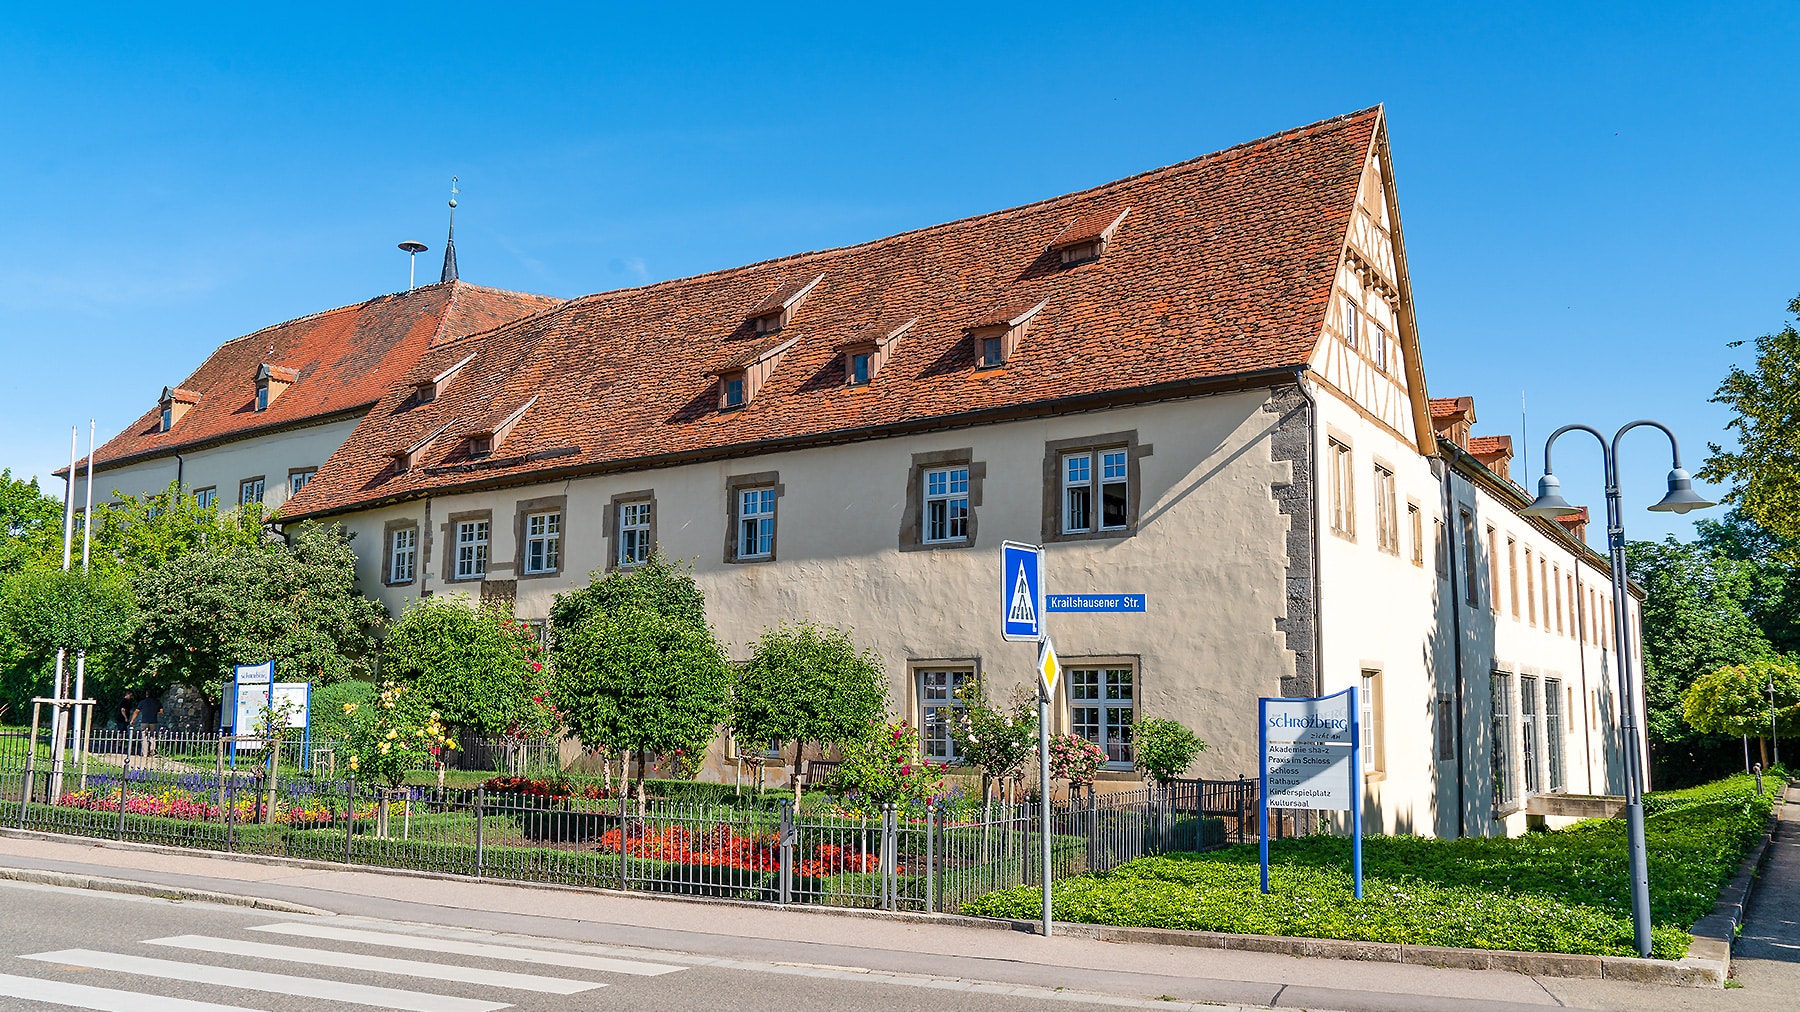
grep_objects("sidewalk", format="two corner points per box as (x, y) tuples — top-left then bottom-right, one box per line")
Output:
(0, 817), (1788, 1012)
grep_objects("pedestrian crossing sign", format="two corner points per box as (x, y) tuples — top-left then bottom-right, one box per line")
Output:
(1001, 541), (1043, 641)
(1037, 636), (1061, 695)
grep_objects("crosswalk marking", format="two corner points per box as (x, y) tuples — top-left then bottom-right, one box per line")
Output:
(0, 973), (265, 1012)
(249, 921), (686, 977)
(21, 950), (509, 1012)
(147, 935), (605, 994)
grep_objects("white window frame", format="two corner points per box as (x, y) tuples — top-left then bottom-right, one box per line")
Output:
(1373, 323), (1389, 371)
(1061, 448), (1128, 535)
(239, 477), (264, 506)
(1344, 298), (1359, 349)
(923, 465), (970, 544)
(917, 668), (973, 763)
(738, 487), (776, 560)
(289, 470), (316, 496)
(255, 383), (269, 412)
(455, 519), (490, 580)
(1361, 671), (1383, 775)
(1068, 665), (1135, 769)
(160, 406), (172, 432)
(1374, 464), (1397, 553)
(194, 487), (216, 511)
(618, 500), (653, 567)
(523, 511), (561, 575)
(389, 527), (417, 584)
(1329, 439), (1354, 537)
(722, 375), (746, 408)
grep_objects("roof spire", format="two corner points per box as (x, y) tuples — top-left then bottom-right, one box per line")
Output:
(439, 176), (460, 284)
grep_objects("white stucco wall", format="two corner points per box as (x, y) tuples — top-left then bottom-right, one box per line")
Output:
(72, 417), (360, 515)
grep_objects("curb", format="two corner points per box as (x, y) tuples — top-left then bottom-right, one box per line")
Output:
(0, 866), (334, 916)
(1680, 783), (1789, 986)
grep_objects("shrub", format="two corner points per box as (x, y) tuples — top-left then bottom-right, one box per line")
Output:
(1050, 733), (1107, 792)
(1134, 717), (1205, 785)
(950, 682), (1037, 802)
(382, 600), (554, 739)
(824, 720), (945, 816)
(339, 681), (457, 787)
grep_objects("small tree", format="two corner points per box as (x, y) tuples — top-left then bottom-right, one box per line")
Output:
(1049, 733), (1108, 795)
(549, 554), (706, 633)
(382, 599), (553, 742)
(824, 720), (945, 817)
(731, 620), (887, 796)
(0, 567), (138, 657)
(340, 681), (457, 789)
(1683, 657), (1800, 766)
(1134, 717), (1206, 787)
(550, 607), (731, 795)
(950, 681), (1037, 805)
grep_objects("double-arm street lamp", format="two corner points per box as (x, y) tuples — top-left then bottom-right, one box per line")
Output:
(1520, 420), (1714, 959)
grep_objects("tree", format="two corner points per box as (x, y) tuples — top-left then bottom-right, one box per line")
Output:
(0, 470), (64, 576)
(949, 681), (1037, 804)
(1681, 658), (1800, 766)
(1694, 510), (1800, 654)
(381, 599), (554, 739)
(730, 621), (887, 792)
(0, 567), (138, 656)
(1133, 717), (1206, 786)
(86, 480), (265, 574)
(549, 607), (731, 791)
(549, 555), (706, 633)
(131, 522), (387, 699)
(1703, 291), (1800, 553)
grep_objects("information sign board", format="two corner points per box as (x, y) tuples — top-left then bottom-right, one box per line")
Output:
(1259, 686), (1363, 898)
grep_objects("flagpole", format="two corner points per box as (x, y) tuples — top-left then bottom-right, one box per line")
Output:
(73, 420), (95, 765)
(50, 426), (76, 797)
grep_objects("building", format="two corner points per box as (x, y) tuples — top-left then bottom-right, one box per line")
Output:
(81, 107), (1646, 838)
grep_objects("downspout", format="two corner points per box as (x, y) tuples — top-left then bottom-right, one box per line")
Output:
(420, 496), (433, 599)
(1439, 452), (1467, 838)
(174, 453), (184, 493)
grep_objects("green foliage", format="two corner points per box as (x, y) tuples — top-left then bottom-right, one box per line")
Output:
(731, 620), (886, 777)
(949, 681), (1037, 797)
(87, 480), (265, 574)
(339, 680), (457, 787)
(311, 679), (375, 744)
(549, 554), (707, 634)
(966, 773), (1778, 960)
(0, 469), (64, 576)
(382, 599), (553, 738)
(1133, 717), (1205, 785)
(131, 521), (387, 699)
(550, 607), (731, 772)
(824, 720), (946, 815)
(1682, 658), (1800, 739)
(1703, 292), (1800, 555)
(0, 566), (138, 653)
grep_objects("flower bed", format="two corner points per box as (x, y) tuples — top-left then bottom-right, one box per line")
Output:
(56, 786), (373, 826)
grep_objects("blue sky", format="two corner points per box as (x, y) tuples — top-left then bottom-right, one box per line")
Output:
(3, 3), (1795, 543)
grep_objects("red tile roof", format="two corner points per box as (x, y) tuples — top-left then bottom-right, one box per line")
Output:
(77, 282), (562, 474)
(1429, 396), (1473, 420)
(1050, 207), (1129, 249)
(284, 108), (1385, 519)
(1468, 435), (1512, 458)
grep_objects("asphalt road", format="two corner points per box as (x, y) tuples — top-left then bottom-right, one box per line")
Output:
(0, 881), (1265, 1012)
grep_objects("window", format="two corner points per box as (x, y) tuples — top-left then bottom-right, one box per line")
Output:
(1344, 298), (1360, 349)
(1525, 548), (1536, 626)
(194, 487), (216, 511)
(523, 511), (561, 575)
(1492, 673), (1515, 808)
(849, 352), (872, 385)
(1061, 449), (1127, 535)
(918, 669), (972, 762)
(722, 375), (746, 408)
(239, 477), (264, 505)
(289, 470), (316, 496)
(1540, 557), (1551, 631)
(1409, 502), (1424, 566)
(1507, 537), (1520, 619)
(1329, 439), (1354, 537)
(1373, 324), (1389, 372)
(1588, 588), (1597, 644)
(738, 487), (776, 560)
(1361, 671), (1383, 775)
(1554, 566), (1565, 634)
(1374, 465), (1398, 554)
(160, 406), (172, 432)
(1487, 526), (1501, 614)
(1545, 678), (1565, 791)
(1436, 692), (1456, 762)
(618, 501), (653, 567)
(1435, 517), (1449, 579)
(455, 519), (490, 580)
(1460, 509), (1479, 606)
(1069, 666), (1135, 767)
(389, 527), (417, 584)
(980, 336), (1004, 368)
(923, 466), (970, 544)
(255, 384), (269, 412)
(1521, 676), (1540, 794)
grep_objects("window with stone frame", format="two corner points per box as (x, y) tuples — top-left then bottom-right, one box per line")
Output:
(523, 511), (561, 575)
(917, 668), (973, 763)
(1061, 448), (1128, 534)
(1329, 439), (1354, 538)
(618, 500), (653, 567)
(455, 519), (490, 580)
(1545, 677), (1566, 791)
(239, 476), (264, 506)
(923, 465), (970, 544)
(1067, 665), (1135, 768)
(194, 487), (216, 511)
(1492, 672), (1516, 809)
(388, 527), (417, 584)
(1373, 464), (1398, 553)
(738, 487), (776, 560)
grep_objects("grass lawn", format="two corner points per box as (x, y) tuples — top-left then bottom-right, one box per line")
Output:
(963, 772), (1781, 959)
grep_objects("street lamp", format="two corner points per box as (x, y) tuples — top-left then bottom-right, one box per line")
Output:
(1520, 420), (1715, 958)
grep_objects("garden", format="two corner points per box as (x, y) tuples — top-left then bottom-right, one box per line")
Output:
(964, 770), (1782, 959)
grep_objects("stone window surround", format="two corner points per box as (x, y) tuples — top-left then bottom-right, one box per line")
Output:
(898, 449), (985, 552)
(1326, 428), (1355, 541)
(907, 658), (982, 764)
(382, 517), (420, 587)
(239, 475), (266, 506)
(602, 489), (659, 572)
(512, 494), (567, 581)
(1040, 430), (1152, 544)
(1062, 654), (1141, 771)
(724, 471), (783, 564)
(288, 466), (318, 495)
(442, 508), (495, 584)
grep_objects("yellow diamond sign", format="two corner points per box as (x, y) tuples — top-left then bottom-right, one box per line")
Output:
(1037, 636), (1060, 696)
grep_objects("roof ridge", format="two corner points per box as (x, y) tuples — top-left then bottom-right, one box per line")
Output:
(530, 107), (1385, 314)
(428, 281), (464, 347)
(425, 294), (584, 354)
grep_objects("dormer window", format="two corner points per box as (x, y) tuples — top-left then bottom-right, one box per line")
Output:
(467, 396), (535, 456)
(157, 387), (200, 432)
(709, 336), (798, 411)
(837, 317), (915, 388)
(253, 364), (297, 412)
(746, 274), (824, 334)
(469, 434), (493, 456)
(722, 374), (747, 408)
(414, 352), (476, 405)
(391, 421), (452, 474)
(1049, 208), (1129, 265)
(968, 298), (1048, 370)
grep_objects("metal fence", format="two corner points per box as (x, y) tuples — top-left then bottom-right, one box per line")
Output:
(0, 729), (1254, 914)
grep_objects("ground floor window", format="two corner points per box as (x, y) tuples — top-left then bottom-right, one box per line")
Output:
(1521, 676), (1540, 794)
(1492, 672), (1515, 809)
(1068, 665), (1134, 767)
(1545, 678), (1565, 791)
(917, 669), (973, 763)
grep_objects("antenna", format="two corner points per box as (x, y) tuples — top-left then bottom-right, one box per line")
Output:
(1520, 390), (1528, 486)
(398, 241), (429, 291)
(440, 175), (460, 284)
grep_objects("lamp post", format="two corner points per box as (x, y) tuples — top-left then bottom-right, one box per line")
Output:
(1520, 419), (1714, 958)
(1769, 670), (1780, 768)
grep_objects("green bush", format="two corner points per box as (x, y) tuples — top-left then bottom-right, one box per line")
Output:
(1133, 717), (1205, 785)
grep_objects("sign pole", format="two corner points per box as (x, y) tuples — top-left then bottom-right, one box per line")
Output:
(1039, 678), (1052, 938)
(1350, 685), (1363, 900)
(1259, 697), (1270, 894)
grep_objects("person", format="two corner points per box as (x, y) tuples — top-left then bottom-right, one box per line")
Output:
(130, 690), (161, 758)
(116, 692), (136, 753)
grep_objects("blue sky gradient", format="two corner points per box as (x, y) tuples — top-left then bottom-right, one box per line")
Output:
(3, 3), (1795, 543)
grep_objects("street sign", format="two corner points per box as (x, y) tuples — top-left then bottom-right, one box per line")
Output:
(1000, 541), (1043, 642)
(1046, 594), (1146, 613)
(1037, 636), (1061, 696)
(1259, 686), (1363, 898)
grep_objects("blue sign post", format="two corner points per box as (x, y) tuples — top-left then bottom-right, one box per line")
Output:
(1000, 541), (1043, 642)
(1258, 686), (1363, 899)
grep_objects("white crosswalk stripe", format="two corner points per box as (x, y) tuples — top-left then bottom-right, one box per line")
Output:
(248, 920), (686, 976)
(0, 973), (266, 1012)
(147, 934), (605, 994)
(20, 949), (510, 1012)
